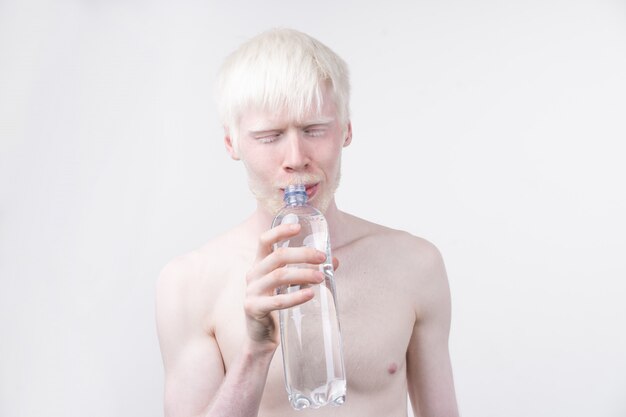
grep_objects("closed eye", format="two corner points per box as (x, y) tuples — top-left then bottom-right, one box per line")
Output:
(304, 126), (328, 137)
(255, 132), (282, 144)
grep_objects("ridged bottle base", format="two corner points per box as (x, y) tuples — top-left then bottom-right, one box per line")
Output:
(288, 379), (346, 410)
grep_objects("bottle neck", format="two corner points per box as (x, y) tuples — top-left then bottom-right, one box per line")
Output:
(285, 193), (307, 206)
(283, 184), (308, 207)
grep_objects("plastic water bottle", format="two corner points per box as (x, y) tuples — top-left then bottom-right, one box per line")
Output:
(271, 183), (346, 410)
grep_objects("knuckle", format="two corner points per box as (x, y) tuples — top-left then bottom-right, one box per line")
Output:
(245, 270), (255, 284)
(244, 283), (255, 297)
(271, 297), (284, 310)
(259, 232), (271, 247)
(274, 247), (288, 259)
(243, 298), (255, 315)
(276, 267), (289, 284)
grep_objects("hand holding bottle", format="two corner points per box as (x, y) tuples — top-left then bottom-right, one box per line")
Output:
(243, 222), (328, 351)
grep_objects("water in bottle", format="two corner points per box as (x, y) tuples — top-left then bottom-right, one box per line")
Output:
(272, 183), (346, 410)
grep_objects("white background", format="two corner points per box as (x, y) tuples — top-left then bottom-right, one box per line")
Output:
(1, 1), (625, 416)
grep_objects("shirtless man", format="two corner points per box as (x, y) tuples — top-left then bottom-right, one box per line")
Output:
(156, 28), (460, 417)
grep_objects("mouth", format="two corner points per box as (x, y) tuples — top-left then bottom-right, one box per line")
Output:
(279, 183), (320, 199)
(305, 183), (319, 199)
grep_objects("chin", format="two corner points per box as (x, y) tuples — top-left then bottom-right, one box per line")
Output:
(310, 194), (333, 213)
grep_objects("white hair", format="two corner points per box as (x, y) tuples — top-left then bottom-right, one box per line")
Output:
(216, 28), (351, 149)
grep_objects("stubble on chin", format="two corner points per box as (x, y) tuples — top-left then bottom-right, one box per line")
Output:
(246, 180), (283, 216)
(247, 169), (342, 217)
(315, 169), (341, 214)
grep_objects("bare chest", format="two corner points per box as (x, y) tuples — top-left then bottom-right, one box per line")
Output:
(211, 251), (416, 411)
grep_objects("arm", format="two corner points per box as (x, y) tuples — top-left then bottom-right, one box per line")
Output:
(156, 224), (328, 417)
(156, 257), (227, 417)
(406, 243), (459, 417)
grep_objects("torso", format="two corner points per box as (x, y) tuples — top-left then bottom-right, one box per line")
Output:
(187, 212), (428, 417)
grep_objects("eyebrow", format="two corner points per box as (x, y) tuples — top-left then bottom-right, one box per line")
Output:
(298, 117), (335, 127)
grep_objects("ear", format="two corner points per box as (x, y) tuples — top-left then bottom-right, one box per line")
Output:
(224, 129), (240, 160)
(343, 122), (353, 147)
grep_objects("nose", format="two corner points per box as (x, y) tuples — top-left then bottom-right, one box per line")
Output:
(282, 131), (310, 173)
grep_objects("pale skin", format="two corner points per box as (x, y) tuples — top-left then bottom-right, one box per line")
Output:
(156, 87), (460, 417)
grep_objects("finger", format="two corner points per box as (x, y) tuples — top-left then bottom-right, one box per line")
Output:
(332, 256), (339, 271)
(249, 267), (324, 295)
(256, 246), (326, 277)
(246, 289), (315, 318)
(256, 223), (302, 261)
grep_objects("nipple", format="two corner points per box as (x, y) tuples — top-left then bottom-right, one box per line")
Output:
(387, 362), (398, 375)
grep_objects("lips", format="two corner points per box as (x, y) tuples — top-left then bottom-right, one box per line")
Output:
(279, 183), (320, 199)
(305, 183), (319, 198)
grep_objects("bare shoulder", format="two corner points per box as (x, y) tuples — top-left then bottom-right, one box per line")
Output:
(340, 213), (449, 313)
(343, 213), (445, 273)
(156, 236), (226, 303)
(156, 227), (249, 337)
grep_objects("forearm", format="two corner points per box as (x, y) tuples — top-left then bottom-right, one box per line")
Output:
(204, 344), (275, 417)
